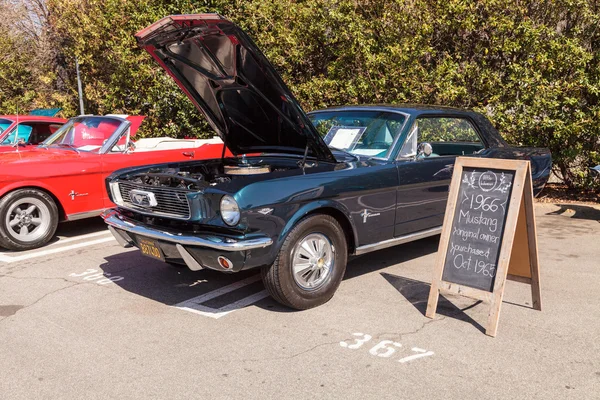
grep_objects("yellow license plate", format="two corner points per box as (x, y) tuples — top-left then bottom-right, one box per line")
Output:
(138, 238), (164, 261)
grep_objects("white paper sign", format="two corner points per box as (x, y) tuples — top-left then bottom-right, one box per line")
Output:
(327, 127), (365, 149)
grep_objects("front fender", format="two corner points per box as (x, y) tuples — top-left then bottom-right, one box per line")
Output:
(0, 180), (68, 220)
(276, 199), (358, 253)
(0, 180), (56, 198)
(242, 198), (359, 270)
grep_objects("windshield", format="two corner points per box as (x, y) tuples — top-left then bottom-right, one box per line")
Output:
(42, 116), (123, 153)
(309, 110), (407, 158)
(0, 118), (13, 134)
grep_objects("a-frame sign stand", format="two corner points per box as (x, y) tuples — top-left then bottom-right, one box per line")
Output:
(426, 158), (542, 337)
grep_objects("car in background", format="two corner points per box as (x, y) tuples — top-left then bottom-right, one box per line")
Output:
(0, 114), (228, 251)
(103, 14), (552, 310)
(0, 115), (66, 151)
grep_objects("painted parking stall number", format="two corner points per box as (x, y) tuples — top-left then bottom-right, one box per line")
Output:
(339, 333), (372, 350)
(369, 340), (402, 358)
(340, 332), (434, 364)
(70, 269), (124, 285)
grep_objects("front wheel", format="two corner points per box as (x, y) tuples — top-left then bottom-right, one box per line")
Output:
(0, 189), (59, 251)
(261, 214), (348, 310)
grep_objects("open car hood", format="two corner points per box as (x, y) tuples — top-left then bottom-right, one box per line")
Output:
(135, 14), (335, 162)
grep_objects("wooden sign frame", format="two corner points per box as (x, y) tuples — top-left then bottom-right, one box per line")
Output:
(425, 157), (541, 337)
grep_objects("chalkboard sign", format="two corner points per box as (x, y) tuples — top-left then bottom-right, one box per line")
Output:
(441, 168), (515, 291)
(426, 157), (542, 337)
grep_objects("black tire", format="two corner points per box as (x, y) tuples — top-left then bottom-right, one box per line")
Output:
(261, 214), (348, 310)
(0, 189), (59, 251)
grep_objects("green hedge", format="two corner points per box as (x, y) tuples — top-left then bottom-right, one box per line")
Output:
(1, 0), (598, 189)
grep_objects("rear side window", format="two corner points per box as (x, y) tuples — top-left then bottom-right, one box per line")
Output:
(28, 123), (64, 144)
(0, 118), (12, 133)
(400, 117), (484, 157)
(1, 122), (64, 145)
(1, 124), (33, 144)
(418, 118), (481, 143)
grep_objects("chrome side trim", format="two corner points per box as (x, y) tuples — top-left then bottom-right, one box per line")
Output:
(67, 209), (106, 221)
(102, 210), (273, 251)
(354, 226), (442, 256)
(176, 244), (203, 271)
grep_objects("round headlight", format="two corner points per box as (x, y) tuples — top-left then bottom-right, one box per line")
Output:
(220, 195), (240, 226)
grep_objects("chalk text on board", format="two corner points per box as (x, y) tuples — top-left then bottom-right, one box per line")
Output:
(442, 168), (515, 292)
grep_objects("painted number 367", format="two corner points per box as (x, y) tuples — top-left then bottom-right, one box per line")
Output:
(340, 333), (434, 364)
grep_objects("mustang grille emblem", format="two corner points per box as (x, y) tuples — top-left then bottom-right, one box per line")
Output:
(129, 190), (158, 208)
(360, 209), (380, 223)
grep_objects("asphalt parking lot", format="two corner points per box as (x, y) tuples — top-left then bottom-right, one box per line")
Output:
(0, 203), (599, 399)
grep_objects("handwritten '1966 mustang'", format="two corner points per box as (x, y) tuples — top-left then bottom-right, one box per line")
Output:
(103, 14), (551, 309)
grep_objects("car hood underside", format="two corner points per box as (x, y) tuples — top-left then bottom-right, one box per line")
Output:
(135, 14), (335, 162)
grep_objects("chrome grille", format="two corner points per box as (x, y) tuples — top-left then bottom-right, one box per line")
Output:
(117, 181), (192, 220)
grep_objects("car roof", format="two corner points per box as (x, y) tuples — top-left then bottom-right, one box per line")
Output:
(308, 104), (480, 117)
(308, 103), (508, 148)
(0, 115), (66, 123)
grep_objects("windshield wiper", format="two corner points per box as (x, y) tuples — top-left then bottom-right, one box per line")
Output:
(328, 146), (358, 160)
(56, 143), (80, 154)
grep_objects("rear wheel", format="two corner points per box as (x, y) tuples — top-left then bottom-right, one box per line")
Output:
(0, 189), (59, 251)
(261, 214), (347, 310)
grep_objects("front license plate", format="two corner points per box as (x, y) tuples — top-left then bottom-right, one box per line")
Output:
(138, 238), (164, 261)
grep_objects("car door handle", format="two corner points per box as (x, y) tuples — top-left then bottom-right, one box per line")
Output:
(182, 151), (195, 158)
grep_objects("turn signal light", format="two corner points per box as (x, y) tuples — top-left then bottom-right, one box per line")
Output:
(218, 256), (233, 269)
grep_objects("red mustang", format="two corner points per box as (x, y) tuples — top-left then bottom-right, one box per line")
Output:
(0, 115), (66, 151)
(0, 115), (227, 251)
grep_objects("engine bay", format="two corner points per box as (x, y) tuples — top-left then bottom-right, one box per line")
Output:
(121, 157), (297, 191)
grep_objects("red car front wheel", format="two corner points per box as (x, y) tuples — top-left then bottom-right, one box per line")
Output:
(0, 189), (59, 251)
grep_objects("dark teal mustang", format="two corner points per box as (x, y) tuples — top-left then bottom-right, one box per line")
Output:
(103, 14), (551, 309)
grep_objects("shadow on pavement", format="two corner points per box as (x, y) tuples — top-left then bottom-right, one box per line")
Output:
(55, 217), (108, 238)
(99, 251), (274, 308)
(380, 272), (485, 333)
(344, 235), (440, 280)
(545, 203), (600, 222)
(100, 236), (441, 315)
(0, 217), (108, 252)
(99, 235), (443, 316)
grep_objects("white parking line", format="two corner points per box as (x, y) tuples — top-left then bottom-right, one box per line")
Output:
(0, 236), (116, 263)
(45, 230), (111, 246)
(175, 274), (269, 319)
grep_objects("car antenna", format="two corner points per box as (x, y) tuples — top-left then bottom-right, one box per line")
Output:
(15, 103), (19, 152)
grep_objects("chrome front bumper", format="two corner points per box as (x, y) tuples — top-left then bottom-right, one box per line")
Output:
(102, 210), (273, 271)
(103, 210), (273, 251)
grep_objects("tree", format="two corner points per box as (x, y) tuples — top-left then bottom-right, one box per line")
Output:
(1, 0), (598, 188)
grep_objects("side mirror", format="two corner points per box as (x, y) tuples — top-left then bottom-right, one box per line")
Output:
(126, 141), (136, 154)
(417, 142), (433, 157)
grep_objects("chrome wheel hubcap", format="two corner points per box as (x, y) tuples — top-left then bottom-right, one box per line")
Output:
(292, 233), (335, 290)
(6, 197), (50, 242)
